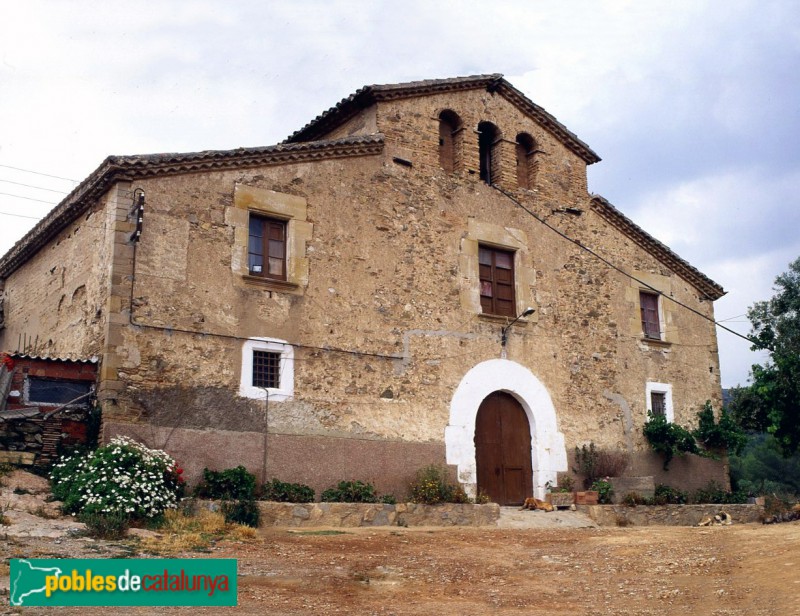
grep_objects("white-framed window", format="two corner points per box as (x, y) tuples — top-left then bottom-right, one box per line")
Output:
(645, 382), (673, 422)
(239, 338), (294, 401)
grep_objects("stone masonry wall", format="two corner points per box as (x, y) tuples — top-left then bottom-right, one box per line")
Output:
(1, 85), (725, 495)
(585, 504), (764, 527)
(0, 199), (112, 359)
(195, 499), (501, 528)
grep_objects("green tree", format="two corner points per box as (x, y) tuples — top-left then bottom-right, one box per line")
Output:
(729, 432), (800, 496)
(729, 257), (800, 456)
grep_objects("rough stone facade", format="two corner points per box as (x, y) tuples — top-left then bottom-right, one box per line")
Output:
(584, 504), (764, 527)
(196, 500), (501, 528)
(0, 75), (727, 501)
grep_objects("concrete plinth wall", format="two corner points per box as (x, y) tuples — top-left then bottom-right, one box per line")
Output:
(105, 422), (445, 501)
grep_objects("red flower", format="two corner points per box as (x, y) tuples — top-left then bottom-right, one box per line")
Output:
(176, 467), (183, 474)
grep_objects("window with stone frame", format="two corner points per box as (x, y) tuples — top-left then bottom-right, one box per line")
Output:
(639, 290), (661, 340)
(248, 215), (287, 280)
(479, 245), (516, 318)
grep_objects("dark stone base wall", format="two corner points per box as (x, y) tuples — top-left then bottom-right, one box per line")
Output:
(568, 449), (729, 494)
(105, 422), (731, 502)
(628, 451), (729, 493)
(104, 422), (447, 501)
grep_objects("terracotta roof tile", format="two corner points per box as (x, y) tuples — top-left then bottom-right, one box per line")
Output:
(590, 195), (725, 300)
(0, 135), (384, 278)
(284, 74), (601, 164)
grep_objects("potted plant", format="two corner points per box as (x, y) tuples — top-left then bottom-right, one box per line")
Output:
(574, 490), (599, 505)
(545, 477), (576, 508)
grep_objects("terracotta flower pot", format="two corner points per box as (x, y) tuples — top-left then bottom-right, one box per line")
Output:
(575, 491), (599, 505)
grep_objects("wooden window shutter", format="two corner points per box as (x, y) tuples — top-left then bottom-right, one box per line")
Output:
(479, 246), (516, 318)
(640, 291), (661, 339)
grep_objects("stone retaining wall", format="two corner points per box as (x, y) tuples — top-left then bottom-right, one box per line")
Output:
(196, 500), (500, 528)
(583, 504), (764, 527)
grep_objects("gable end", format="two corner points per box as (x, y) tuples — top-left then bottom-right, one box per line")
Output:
(284, 74), (600, 165)
(590, 195), (725, 300)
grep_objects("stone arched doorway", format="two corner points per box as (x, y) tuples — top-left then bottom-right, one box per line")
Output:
(474, 391), (533, 505)
(445, 359), (567, 499)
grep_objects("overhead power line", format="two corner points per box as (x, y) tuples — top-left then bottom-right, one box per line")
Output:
(491, 185), (760, 349)
(0, 210), (43, 221)
(0, 179), (70, 194)
(0, 163), (78, 183)
(0, 192), (58, 205)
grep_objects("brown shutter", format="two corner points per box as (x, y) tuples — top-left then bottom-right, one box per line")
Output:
(640, 291), (661, 339)
(479, 246), (516, 317)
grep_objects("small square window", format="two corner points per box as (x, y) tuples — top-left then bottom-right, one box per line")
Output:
(650, 392), (666, 417)
(240, 338), (294, 401)
(252, 350), (281, 389)
(646, 382), (673, 422)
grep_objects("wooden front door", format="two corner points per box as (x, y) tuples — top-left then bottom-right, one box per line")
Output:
(475, 392), (533, 506)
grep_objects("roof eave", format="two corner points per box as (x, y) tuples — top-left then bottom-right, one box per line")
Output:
(590, 195), (725, 301)
(284, 74), (601, 165)
(0, 135), (384, 279)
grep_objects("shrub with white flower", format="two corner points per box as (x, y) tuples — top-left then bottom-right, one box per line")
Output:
(50, 436), (184, 521)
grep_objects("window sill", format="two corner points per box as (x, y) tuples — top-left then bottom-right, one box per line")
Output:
(641, 336), (671, 348)
(477, 312), (532, 326)
(243, 275), (300, 292)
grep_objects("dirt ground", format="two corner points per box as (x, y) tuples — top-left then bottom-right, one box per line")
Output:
(2, 471), (799, 615)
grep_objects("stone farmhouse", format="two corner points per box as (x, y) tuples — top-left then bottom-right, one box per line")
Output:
(0, 75), (727, 503)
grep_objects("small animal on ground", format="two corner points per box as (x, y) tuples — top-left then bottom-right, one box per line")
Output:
(697, 511), (732, 526)
(520, 497), (554, 512)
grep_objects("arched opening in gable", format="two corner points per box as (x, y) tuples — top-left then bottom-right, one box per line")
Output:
(515, 132), (537, 190)
(478, 121), (501, 185)
(438, 109), (463, 173)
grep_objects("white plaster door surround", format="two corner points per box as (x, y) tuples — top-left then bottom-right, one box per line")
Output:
(446, 359), (567, 499)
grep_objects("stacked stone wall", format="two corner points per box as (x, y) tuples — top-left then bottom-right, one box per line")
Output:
(0, 86), (725, 494)
(0, 200), (111, 359)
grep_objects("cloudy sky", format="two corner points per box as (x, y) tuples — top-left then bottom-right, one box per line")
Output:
(1, 0), (798, 388)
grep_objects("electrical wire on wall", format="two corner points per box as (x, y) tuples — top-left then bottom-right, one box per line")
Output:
(490, 185), (762, 350)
